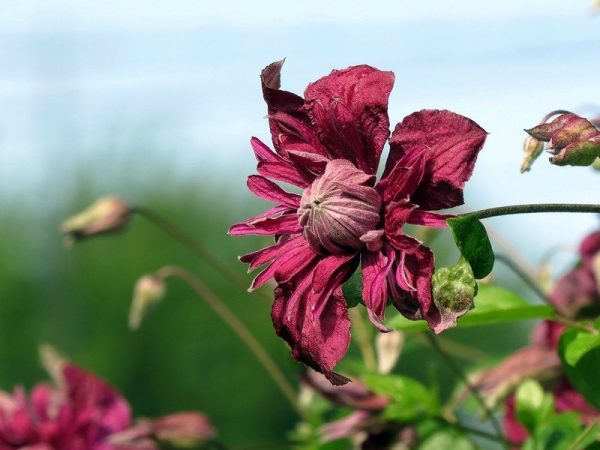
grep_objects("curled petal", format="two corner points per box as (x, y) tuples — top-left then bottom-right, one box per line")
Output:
(272, 286), (351, 385)
(304, 65), (395, 174)
(407, 210), (454, 227)
(229, 210), (300, 236)
(361, 245), (396, 332)
(247, 175), (300, 208)
(251, 137), (309, 188)
(387, 109), (487, 210)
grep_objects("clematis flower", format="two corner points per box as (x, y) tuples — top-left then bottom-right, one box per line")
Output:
(230, 60), (487, 383)
(0, 349), (214, 450)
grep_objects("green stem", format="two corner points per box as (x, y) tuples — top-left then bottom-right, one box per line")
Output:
(349, 308), (377, 372)
(495, 253), (598, 335)
(426, 333), (506, 445)
(132, 206), (272, 302)
(155, 265), (302, 418)
(467, 203), (600, 221)
(568, 416), (600, 450)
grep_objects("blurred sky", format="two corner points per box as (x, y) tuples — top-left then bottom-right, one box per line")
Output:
(1, 0), (600, 269)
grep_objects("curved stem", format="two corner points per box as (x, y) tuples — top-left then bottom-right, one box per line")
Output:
(426, 333), (506, 443)
(467, 204), (600, 221)
(155, 265), (302, 417)
(495, 253), (550, 304)
(132, 206), (272, 302)
(495, 253), (598, 335)
(568, 416), (600, 450)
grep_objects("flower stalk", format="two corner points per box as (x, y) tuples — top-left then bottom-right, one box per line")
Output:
(132, 206), (273, 302)
(154, 265), (302, 417)
(467, 203), (600, 221)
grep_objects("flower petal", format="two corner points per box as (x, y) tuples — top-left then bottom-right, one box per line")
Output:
(247, 175), (300, 208)
(229, 210), (301, 236)
(387, 109), (487, 210)
(304, 65), (395, 175)
(251, 137), (309, 188)
(239, 235), (304, 271)
(261, 60), (311, 156)
(407, 210), (454, 227)
(388, 239), (450, 333)
(272, 285), (351, 385)
(361, 245), (396, 332)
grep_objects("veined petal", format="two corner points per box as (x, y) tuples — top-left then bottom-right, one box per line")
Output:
(309, 255), (358, 320)
(247, 175), (300, 208)
(379, 151), (427, 203)
(272, 285), (351, 385)
(304, 65), (394, 175)
(386, 109), (487, 210)
(239, 235), (305, 271)
(251, 137), (309, 188)
(261, 61), (317, 159)
(268, 112), (329, 158)
(229, 211), (300, 236)
(388, 240), (449, 333)
(361, 245), (396, 332)
(407, 210), (454, 227)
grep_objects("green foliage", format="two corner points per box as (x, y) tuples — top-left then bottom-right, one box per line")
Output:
(559, 325), (600, 409)
(362, 374), (440, 421)
(418, 430), (475, 450)
(560, 321), (600, 366)
(388, 284), (553, 332)
(447, 215), (495, 279)
(522, 412), (583, 450)
(515, 379), (555, 433)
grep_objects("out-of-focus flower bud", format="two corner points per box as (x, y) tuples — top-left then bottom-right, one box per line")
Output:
(60, 196), (131, 243)
(525, 113), (600, 167)
(302, 369), (389, 411)
(431, 258), (476, 329)
(375, 331), (404, 375)
(129, 275), (166, 330)
(520, 136), (545, 173)
(152, 412), (215, 447)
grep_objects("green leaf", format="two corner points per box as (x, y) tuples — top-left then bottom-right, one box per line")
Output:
(447, 215), (495, 279)
(418, 430), (475, 450)
(515, 379), (555, 433)
(341, 271), (362, 308)
(362, 374), (440, 421)
(562, 326), (600, 366)
(559, 327), (600, 409)
(388, 284), (554, 332)
(522, 412), (583, 450)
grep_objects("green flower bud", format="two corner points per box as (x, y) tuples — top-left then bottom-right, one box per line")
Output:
(432, 258), (476, 328)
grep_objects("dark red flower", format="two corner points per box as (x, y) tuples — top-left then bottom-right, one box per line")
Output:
(230, 60), (487, 383)
(0, 352), (214, 450)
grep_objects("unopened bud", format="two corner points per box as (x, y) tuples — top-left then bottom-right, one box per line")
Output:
(375, 330), (404, 375)
(520, 136), (545, 173)
(129, 275), (166, 330)
(152, 412), (215, 447)
(60, 196), (130, 243)
(432, 258), (476, 329)
(525, 113), (600, 167)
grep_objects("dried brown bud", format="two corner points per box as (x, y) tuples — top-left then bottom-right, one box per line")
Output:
(375, 330), (404, 375)
(60, 196), (130, 243)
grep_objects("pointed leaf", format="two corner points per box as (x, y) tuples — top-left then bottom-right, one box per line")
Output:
(447, 215), (495, 279)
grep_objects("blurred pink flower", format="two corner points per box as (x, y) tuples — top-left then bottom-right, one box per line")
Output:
(230, 60), (487, 383)
(0, 356), (214, 450)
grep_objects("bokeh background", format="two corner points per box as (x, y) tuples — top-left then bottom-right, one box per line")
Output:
(0, 1), (599, 447)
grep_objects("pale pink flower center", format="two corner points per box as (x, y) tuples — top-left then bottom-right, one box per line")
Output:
(298, 160), (383, 255)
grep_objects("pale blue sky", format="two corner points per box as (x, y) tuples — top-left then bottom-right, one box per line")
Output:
(0, 0), (599, 271)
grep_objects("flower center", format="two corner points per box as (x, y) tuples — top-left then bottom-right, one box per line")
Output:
(298, 160), (383, 255)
